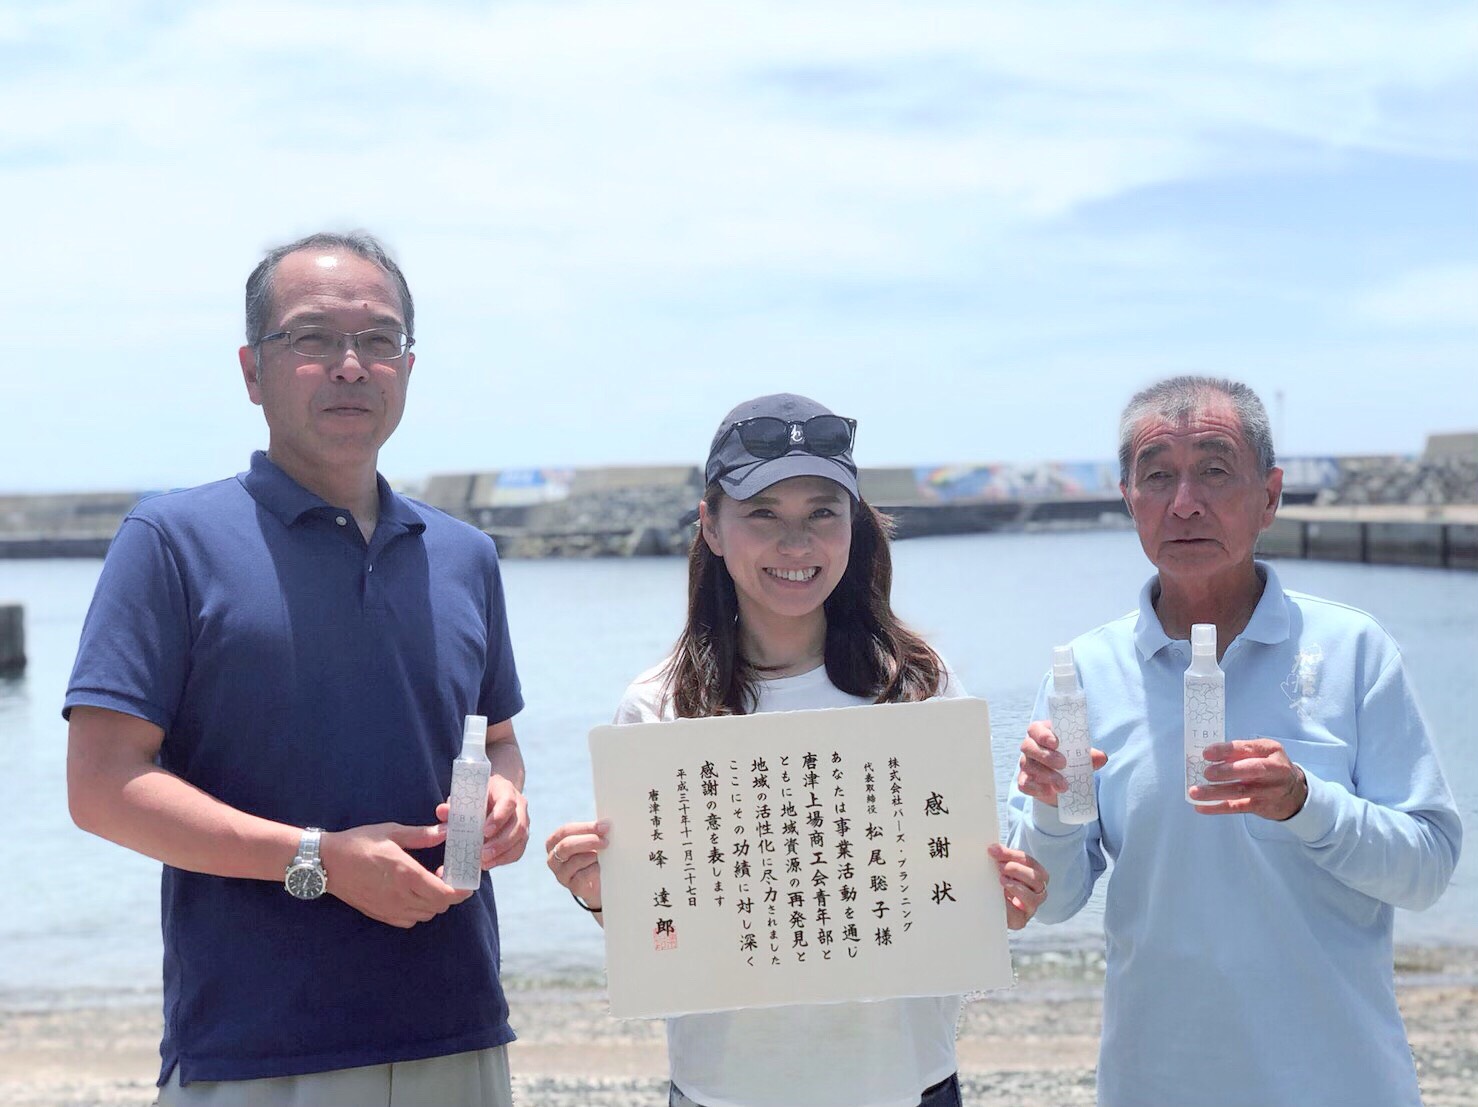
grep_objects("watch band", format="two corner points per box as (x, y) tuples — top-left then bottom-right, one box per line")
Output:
(297, 827), (323, 863)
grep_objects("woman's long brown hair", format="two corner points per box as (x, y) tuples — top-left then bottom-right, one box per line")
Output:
(661, 482), (944, 717)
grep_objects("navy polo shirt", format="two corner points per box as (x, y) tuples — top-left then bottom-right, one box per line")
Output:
(65, 452), (523, 1085)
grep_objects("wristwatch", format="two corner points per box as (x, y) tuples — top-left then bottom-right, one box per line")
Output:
(284, 827), (328, 900)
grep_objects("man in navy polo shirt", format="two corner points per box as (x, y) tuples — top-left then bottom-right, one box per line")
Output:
(65, 231), (528, 1106)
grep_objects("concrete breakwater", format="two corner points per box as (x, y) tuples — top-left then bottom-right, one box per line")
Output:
(3, 450), (1474, 564)
(1256, 445), (1478, 570)
(0, 491), (137, 559)
(1317, 451), (1478, 509)
(0, 467), (1135, 561)
(433, 468), (703, 558)
(420, 463), (1140, 556)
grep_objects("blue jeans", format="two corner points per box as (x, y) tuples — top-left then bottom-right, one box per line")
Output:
(669, 1072), (962, 1107)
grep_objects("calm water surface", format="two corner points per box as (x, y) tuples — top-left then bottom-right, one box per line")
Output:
(2, 530), (1474, 999)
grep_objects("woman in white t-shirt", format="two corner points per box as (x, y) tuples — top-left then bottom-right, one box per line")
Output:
(545, 393), (1048, 1107)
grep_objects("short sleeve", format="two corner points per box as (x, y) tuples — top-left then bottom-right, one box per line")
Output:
(935, 659), (967, 700)
(478, 550), (524, 725)
(613, 662), (673, 724)
(64, 516), (191, 730)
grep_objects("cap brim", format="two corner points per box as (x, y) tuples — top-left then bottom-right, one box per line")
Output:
(718, 453), (860, 501)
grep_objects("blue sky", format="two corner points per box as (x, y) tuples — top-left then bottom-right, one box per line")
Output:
(2, 0), (1475, 493)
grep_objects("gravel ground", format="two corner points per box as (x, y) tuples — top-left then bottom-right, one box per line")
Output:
(3, 952), (1474, 1106)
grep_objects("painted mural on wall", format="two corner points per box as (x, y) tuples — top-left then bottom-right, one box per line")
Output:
(487, 468), (576, 506)
(910, 457), (1342, 503)
(913, 461), (1119, 502)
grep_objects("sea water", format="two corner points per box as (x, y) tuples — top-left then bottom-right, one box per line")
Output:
(4, 529), (1476, 998)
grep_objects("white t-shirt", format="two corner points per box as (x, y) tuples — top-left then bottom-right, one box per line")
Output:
(613, 662), (966, 1107)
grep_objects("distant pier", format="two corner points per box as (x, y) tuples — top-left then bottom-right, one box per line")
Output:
(1260, 506), (1478, 571)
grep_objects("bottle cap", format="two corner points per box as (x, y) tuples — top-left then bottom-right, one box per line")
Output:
(1191, 623), (1217, 654)
(462, 714), (488, 755)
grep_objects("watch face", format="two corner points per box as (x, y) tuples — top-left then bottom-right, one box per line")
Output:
(286, 864), (326, 900)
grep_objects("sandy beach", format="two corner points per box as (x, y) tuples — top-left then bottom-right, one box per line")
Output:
(2, 947), (1475, 1107)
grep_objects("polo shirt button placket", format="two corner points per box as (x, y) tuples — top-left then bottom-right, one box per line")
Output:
(363, 534), (383, 614)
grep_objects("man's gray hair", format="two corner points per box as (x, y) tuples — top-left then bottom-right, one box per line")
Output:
(244, 230), (414, 344)
(1118, 376), (1276, 483)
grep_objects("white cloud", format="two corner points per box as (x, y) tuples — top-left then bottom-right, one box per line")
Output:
(0, 1), (1474, 489)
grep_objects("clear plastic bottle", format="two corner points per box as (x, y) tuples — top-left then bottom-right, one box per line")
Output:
(443, 714), (491, 889)
(1048, 645), (1098, 824)
(1184, 624), (1225, 804)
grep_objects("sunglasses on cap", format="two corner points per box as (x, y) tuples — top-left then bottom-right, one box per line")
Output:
(717, 414), (858, 460)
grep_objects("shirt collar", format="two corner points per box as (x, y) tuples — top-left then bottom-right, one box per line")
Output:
(1133, 560), (1290, 661)
(1240, 561), (1291, 645)
(237, 450), (427, 535)
(378, 480), (428, 535)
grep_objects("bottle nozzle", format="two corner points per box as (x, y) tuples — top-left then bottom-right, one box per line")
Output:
(461, 714), (488, 755)
(1052, 645), (1080, 694)
(1191, 624), (1217, 654)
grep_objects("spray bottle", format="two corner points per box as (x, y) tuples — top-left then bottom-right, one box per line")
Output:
(1184, 624), (1225, 804)
(1048, 645), (1098, 824)
(444, 714), (491, 889)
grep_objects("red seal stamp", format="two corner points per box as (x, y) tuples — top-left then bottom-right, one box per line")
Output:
(653, 922), (678, 951)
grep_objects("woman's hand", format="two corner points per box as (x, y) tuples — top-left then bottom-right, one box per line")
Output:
(545, 819), (610, 919)
(988, 843), (1049, 929)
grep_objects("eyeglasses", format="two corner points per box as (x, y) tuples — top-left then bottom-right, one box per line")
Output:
(255, 326), (414, 361)
(720, 415), (857, 460)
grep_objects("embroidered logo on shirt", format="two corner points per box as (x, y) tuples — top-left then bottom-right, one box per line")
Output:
(1281, 645), (1323, 719)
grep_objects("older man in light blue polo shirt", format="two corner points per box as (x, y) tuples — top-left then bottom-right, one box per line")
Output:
(1008, 376), (1461, 1107)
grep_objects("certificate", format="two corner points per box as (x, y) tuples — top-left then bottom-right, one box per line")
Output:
(588, 697), (1014, 1017)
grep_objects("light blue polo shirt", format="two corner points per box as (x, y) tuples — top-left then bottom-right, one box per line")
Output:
(1008, 562), (1460, 1107)
(66, 451), (523, 1086)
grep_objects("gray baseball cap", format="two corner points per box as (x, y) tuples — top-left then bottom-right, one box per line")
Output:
(704, 393), (859, 501)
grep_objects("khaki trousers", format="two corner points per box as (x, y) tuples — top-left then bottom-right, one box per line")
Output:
(155, 1045), (511, 1107)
